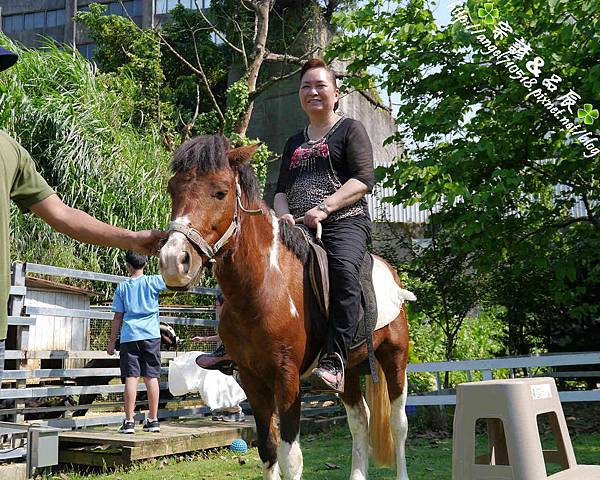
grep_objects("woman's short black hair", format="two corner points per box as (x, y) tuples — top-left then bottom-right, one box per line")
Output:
(125, 251), (147, 270)
(300, 58), (339, 111)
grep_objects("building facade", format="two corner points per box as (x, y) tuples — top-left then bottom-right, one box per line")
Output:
(0, 0), (211, 57)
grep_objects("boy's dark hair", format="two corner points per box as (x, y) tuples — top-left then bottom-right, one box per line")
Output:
(125, 251), (147, 270)
(216, 292), (224, 306)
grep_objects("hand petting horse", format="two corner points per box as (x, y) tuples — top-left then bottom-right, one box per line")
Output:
(159, 135), (413, 480)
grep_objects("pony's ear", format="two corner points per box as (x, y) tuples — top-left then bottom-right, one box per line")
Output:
(227, 143), (261, 167)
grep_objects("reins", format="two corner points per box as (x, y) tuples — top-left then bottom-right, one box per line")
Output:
(294, 216), (322, 241)
(167, 177), (263, 261)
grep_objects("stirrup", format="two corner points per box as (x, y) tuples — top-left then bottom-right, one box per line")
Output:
(307, 352), (345, 393)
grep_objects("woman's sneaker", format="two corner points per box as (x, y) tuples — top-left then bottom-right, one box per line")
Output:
(142, 419), (160, 433)
(308, 352), (345, 394)
(119, 419), (135, 434)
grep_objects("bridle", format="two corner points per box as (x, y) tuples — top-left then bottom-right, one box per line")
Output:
(166, 178), (263, 261)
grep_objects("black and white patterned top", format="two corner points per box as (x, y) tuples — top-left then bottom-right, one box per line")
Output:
(275, 117), (374, 223)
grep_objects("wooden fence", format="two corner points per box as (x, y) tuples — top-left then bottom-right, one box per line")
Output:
(3, 261), (220, 425)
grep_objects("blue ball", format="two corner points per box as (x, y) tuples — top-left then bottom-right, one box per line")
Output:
(230, 438), (248, 454)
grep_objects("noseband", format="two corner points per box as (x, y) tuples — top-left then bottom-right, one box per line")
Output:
(167, 179), (263, 260)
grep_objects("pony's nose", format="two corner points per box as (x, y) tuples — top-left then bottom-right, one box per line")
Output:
(178, 250), (190, 274)
(159, 234), (200, 288)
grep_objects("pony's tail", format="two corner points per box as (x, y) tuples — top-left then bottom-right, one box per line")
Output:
(366, 360), (395, 466)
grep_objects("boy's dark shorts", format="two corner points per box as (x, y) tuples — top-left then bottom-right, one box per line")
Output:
(119, 338), (161, 379)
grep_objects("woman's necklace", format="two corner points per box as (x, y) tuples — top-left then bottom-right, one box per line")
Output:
(307, 115), (343, 143)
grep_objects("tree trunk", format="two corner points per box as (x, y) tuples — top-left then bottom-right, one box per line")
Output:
(233, 0), (273, 136)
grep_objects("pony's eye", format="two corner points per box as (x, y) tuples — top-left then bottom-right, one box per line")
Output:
(214, 191), (227, 200)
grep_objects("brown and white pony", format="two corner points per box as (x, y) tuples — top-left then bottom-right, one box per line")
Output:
(159, 136), (411, 480)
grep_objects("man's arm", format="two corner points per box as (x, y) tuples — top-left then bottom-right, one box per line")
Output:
(107, 312), (123, 356)
(30, 194), (164, 255)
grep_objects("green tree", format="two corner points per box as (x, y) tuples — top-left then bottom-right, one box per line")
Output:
(75, 3), (165, 129)
(329, 0), (600, 354)
(0, 36), (171, 279)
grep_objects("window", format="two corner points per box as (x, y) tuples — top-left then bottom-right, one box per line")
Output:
(155, 0), (167, 14)
(109, 2), (123, 15)
(24, 13), (35, 30)
(56, 9), (65, 26)
(34, 11), (45, 29)
(2, 16), (12, 33)
(77, 43), (97, 59)
(12, 14), (24, 32)
(47, 10), (57, 28)
(167, 0), (179, 11)
(133, 0), (144, 16)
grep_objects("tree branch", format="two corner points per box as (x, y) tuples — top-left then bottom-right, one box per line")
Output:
(192, 0), (245, 55)
(581, 191), (600, 229)
(158, 32), (225, 126)
(250, 64), (304, 101)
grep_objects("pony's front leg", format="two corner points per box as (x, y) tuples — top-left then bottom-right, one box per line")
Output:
(239, 369), (280, 479)
(276, 377), (303, 480)
(341, 374), (370, 480)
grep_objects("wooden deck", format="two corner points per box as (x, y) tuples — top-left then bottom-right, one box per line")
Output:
(58, 416), (256, 467)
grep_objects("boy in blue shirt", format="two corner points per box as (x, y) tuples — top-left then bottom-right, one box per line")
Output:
(107, 251), (167, 434)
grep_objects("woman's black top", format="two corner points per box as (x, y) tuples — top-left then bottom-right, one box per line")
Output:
(275, 117), (374, 223)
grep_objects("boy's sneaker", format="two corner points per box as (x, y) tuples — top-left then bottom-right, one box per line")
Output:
(142, 419), (160, 433)
(119, 419), (135, 434)
(212, 410), (245, 423)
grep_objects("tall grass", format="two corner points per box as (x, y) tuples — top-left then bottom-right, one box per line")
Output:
(0, 36), (172, 278)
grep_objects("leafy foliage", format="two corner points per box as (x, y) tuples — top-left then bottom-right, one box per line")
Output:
(0, 36), (171, 277)
(329, 0), (600, 354)
(75, 4), (165, 128)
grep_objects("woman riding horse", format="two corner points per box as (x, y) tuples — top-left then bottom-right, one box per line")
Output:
(199, 58), (374, 394)
(161, 57), (412, 478)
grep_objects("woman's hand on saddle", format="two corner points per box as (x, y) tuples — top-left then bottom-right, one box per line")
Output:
(303, 206), (328, 229)
(280, 214), (296, 226)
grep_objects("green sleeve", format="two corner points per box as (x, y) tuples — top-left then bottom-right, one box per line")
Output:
(10, 139), (55, 211)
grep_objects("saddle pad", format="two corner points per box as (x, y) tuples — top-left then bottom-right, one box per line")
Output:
(372, 256), (416, 331)
(350, 256), (416, 349)
(351, 252), (377, 348)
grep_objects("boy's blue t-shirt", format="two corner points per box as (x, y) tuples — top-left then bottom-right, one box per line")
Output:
(112, 274), (167, 343)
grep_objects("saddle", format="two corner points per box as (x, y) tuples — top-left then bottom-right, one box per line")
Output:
(296, 225), (380, 380)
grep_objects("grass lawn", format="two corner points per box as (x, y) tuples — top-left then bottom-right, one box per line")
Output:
(56, 424), (600, 480)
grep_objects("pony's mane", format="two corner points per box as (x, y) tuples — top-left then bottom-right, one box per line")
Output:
(279, 222), (310, 264)
(172, 135), (260, 203)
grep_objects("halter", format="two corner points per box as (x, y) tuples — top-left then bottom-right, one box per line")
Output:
(167, 178), (263, 260)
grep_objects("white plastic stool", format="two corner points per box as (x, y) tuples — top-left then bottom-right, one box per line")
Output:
(452, 377), (600, 479)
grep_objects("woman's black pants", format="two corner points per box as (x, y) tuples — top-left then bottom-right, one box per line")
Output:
(320, 215), (372, 366)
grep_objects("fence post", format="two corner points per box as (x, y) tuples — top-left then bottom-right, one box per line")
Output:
(9, 262), (27, 423)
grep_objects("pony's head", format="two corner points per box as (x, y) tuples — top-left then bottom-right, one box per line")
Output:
(159, 135), (260, 289)
(159, 322), (179, 349)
